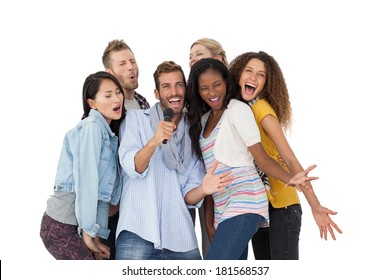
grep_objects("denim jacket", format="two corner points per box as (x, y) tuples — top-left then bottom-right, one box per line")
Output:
(54, 109), (121, 239)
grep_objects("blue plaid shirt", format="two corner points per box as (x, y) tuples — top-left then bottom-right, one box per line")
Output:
(117, 109), (204, 252)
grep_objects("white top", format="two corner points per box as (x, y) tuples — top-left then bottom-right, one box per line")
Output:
(209, 98), (261, 167)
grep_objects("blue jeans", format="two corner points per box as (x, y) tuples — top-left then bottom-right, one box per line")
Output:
(115, 230), (201, 260)
(252, 203), (302, 260)
(206, 213), (265, 260)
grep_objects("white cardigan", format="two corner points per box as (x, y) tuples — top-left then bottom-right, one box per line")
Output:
(202, 99), (261, 167)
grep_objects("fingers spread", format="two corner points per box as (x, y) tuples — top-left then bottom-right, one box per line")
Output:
(208, 161), (220, 174)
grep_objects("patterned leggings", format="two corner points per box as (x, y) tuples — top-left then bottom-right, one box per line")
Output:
(40, 212), (95, 260)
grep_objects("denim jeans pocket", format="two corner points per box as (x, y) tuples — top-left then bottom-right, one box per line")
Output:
(289, 205), (302, 233)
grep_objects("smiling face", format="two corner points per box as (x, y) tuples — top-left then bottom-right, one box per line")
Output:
(87, 78), (124, 124)
(239, 58), (267, 102)
(198, 68), (227, 112)
(154, 70), (186, 116)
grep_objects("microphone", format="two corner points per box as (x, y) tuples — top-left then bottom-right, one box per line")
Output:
(162, 108), (174, 144)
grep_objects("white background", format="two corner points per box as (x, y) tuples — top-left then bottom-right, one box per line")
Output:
(1, 0), (389, 279)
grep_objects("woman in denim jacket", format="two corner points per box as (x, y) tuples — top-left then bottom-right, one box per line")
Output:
(40, 71), (125, 260)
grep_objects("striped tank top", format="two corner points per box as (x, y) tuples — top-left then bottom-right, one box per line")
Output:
(200, 111), (269, 229)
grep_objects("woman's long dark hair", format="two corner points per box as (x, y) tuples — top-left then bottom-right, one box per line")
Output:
(81, 71), (126, 135)
(185, 58), (238, 161)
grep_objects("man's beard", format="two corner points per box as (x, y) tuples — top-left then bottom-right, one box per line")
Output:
(123, 79), (138, 91)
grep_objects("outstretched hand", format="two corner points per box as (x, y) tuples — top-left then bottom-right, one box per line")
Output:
(201, 161), (233, 195)
(311, 205), (343, 240)
(286, 164), (318, 190)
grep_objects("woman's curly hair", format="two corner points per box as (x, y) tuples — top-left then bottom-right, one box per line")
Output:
(229, 51), (292, 129)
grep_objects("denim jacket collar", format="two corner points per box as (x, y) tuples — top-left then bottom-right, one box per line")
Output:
(88, 109), (115, 137)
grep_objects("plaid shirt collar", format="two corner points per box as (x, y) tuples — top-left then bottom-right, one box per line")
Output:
(134, 91), (150, 109)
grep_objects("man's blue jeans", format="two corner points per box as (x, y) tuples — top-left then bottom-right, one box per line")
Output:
(115, 230), (201, 260)
(206, 213), (265, 260)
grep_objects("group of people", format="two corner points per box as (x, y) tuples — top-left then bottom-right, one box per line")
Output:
(40, 38), (342, 260)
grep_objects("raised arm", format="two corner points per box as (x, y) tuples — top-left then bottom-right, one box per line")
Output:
(248, 142), (318, 188)
(134, 119), (176, 173)
(261, 114), (342, 240)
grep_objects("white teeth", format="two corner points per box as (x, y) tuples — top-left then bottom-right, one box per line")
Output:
(246, 83), (256, 88)
(211, 97), (219, 102)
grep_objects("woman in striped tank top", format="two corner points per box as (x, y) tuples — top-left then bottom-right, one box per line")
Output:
(185, 58), (318, 260)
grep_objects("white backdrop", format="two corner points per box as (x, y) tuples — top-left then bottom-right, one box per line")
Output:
(1, 0), (389, 279)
